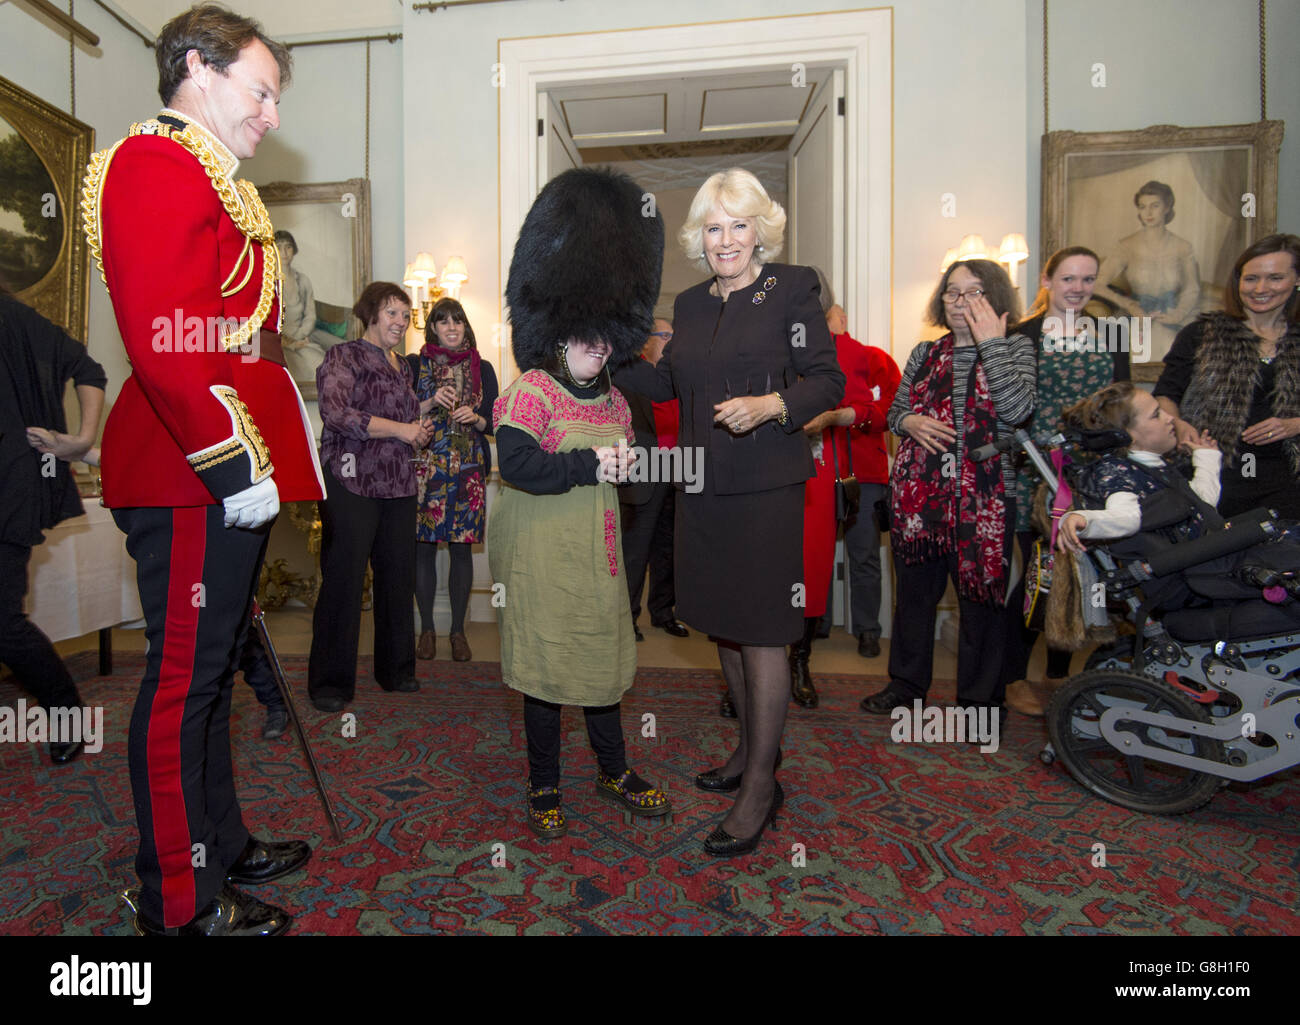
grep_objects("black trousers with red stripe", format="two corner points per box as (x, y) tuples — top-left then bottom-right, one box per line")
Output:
(113, 504), (269, 927)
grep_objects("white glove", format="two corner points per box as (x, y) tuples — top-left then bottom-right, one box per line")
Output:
(222, 476), (280, 529)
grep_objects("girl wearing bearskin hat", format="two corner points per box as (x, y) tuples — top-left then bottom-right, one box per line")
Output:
(489, 168), (671, 837)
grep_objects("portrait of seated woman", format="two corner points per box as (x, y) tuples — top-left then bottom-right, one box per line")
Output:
(1090, 180), (1203, 363)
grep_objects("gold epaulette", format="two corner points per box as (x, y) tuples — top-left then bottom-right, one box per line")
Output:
(80, 118), (280, 355)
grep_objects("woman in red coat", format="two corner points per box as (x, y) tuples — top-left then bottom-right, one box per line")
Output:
(790, 304), (899, 707)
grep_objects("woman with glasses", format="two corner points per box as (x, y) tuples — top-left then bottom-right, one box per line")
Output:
(409, 298), (498, 663)
(859, 260), (1035, 727)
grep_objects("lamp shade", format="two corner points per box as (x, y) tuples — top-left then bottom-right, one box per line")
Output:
(999, 233), (1029, 262)
(402, 262), (422, 289)
(955, 234), (988, 262)
(440, 255), (469, 286)
(939, 247), (959, 273)
(410, 251), (438, 282)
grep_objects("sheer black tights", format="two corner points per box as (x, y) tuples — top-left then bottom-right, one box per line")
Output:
(716, 642), (788, 838)
(415, 541), (473, 634)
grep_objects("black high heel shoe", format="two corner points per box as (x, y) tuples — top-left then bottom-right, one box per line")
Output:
(694, 749), (783, 792)
(702, 781), (784, 857)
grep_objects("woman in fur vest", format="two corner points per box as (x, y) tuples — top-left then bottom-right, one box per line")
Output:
(1154, 233), (1300, 519)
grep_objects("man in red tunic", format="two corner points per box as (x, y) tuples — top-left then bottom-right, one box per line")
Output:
(82, 4), (324, 936)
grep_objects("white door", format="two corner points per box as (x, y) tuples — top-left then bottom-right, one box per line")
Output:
(537, 91), (580, 190)
(786, 68), (845, 305)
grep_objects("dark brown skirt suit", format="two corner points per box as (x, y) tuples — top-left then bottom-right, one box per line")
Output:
(615, 263), (844, 645)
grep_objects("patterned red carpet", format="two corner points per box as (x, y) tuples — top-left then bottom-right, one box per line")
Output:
(2, 652), (1297, 935)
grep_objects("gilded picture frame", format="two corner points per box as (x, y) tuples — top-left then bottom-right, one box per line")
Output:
(257, 178), (372, 400)
(0, 75), (93, 340)
(1041, 121), (1283, 382)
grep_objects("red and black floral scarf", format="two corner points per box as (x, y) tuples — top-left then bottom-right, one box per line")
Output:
(890, 333), (1009, 605)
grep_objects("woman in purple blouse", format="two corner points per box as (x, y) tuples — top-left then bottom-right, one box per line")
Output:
(308, 282), (434, 712)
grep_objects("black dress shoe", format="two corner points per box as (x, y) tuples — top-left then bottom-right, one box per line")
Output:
(226, 836), (312, 885)
(860, 686), (911, 715)
(702, 782), (783, 857)
(857, 635), (882, 658)
(694, 750), (783, 792)
(655, 619), (689, 638)
(262, 705), (288, 740)
(634, 624), (645, 642)
(790, 659), (818, 708)
(310, 694), (346, 713)
(49, 739), (84, 765)
(135, 883), (292, 936)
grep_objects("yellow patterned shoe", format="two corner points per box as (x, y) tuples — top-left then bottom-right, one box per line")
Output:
(526, 784), (567, 839)
(596, 769), (671, 817)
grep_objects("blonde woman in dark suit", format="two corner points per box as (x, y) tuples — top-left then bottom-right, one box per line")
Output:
(616, 168), (844, 856)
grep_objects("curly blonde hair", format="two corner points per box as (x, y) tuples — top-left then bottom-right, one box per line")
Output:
(679, 168), (785, 273)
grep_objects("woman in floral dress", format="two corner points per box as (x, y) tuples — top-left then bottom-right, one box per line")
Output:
(410, 298), (498, 662)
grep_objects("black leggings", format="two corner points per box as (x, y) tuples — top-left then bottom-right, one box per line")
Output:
(415, 540), (473, 634)
(523, 695), (627, 788)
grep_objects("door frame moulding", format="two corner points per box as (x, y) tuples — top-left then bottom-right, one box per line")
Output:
(497, 9), (892, 383)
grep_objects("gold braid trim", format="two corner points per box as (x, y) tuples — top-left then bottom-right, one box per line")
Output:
(80, 139), (125, 290)
(188, 385), (275, 482)
(80, 118), (280, 353)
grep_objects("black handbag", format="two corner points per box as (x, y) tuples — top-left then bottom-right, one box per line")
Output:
(829, 430), (860, 523)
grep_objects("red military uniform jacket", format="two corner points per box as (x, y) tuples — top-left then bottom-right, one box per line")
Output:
(82, 111), (324, 507)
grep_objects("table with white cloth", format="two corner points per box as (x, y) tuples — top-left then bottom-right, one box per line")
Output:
(25, 500), (142, 674)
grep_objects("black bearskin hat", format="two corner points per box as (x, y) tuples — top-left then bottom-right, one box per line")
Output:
(506, 167), (664, 372)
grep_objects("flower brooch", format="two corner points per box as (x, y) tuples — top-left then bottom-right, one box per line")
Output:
(753, 275), (778, 305)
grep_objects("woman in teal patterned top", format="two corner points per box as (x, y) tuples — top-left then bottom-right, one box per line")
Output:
(1002, 247), (1129, 716)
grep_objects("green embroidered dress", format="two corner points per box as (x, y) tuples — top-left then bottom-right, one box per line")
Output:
(488, 370), (637, 705)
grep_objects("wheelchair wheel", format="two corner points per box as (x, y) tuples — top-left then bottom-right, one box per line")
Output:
(1046, 670), (1223, 815)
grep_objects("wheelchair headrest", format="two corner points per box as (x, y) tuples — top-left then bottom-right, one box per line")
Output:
(1073, 428), (1131, 453)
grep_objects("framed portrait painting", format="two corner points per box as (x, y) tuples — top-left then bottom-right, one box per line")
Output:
(0, 75), (93, 340)
(1041, 121), (1283, 380)
(257, 178), (371, 399)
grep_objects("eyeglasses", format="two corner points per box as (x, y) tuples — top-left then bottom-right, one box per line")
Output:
(650, 331), (673, 340)
(941, 288), (986, 304)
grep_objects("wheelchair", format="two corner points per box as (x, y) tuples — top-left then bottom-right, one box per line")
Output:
(992, 428), (1300, 814)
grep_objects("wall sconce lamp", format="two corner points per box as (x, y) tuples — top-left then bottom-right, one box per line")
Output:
(404, 252), (469, 331)
(939, 233), (1030, 287)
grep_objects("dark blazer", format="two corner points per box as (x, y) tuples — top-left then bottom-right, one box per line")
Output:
(615, 263), (844, 495)
(615, 380), (660, 506)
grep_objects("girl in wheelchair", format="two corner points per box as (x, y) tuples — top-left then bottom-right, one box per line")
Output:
(1053, 381), (1299, 609)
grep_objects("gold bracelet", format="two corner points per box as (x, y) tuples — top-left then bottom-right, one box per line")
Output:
(773, 392), (790, 427)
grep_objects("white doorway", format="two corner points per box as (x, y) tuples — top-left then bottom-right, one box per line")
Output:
(499, 9), (891, 381)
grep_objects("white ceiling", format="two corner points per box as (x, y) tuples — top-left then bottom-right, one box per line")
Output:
(95, 2), (825, 154)
(551, 68), (827, 149)
(101, 0), (403, 39)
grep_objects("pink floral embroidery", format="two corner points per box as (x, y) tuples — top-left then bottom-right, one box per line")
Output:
(604, 509), (618, 577)
(490, 394), (510, 431)
(540, 427), (566, 454)
(501, 387), (551, 439)
(501, 371), (632, 452)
